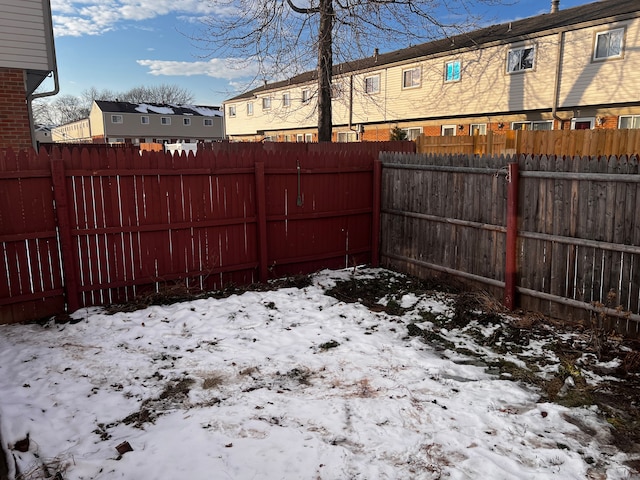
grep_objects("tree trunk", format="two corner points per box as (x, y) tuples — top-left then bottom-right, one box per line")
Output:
(317, 0), (333, 142)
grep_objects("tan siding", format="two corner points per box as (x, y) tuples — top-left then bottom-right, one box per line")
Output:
(0, 0), (53, 71)
(559, 18), (640, 108)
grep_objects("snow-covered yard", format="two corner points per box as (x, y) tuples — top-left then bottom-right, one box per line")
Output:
(0, 268), (638, 479)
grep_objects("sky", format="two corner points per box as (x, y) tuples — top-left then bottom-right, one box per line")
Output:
(41, 0), (598, 107)
(0, 267), (635, 479)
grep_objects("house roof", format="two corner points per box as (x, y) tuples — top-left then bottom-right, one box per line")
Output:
(95, 100), (223, 117)
(226, 0), (640, 102)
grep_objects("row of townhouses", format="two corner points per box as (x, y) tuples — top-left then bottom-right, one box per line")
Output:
(51, 101), (224, 145)
(223, 0), (640, 142)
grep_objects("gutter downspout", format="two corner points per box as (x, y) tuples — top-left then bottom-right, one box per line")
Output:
(552, 30), (568, 127)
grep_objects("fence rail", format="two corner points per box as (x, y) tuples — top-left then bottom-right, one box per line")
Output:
(380, 152), (640, 337)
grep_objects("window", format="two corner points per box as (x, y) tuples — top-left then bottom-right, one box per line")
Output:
(204, 118), (213, 126)
(364, 75), (380, 94)
(141, 116), (149, 125)
(441, 125), (457, 136)
(228, 105), (236, 117)
(111, 115), (123, 124)
(594, 28), (624, 60)
(283, 93), (291, 107)
(403, 67), (421, 88)
(296, 134), (305, 142)
(161, 117), (171, 125)
(331, 83), (343, 98)
(445, 61), (461, 82)
(512, 121), (553, 131)
(507, 46), (535, 73)
(302, 90), (311, 104)
(619, 115), (640, 129)
(470, 124), (487, 135)
(337, 132), (357, 143)
(183, 118), (191, 126)
(402, 127), (423, 141)
(262, 97), (271, 110)
(247, 102), (254, 115)
(305, 133), (313, 142)
(109, 138), (125, 144)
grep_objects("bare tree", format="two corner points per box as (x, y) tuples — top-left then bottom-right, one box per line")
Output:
(199, 0), (505, 141)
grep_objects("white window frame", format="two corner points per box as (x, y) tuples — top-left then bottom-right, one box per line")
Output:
(402, 67), (421, 89)
(470, 123), (487, 135)
(364, 75), (380, 94)
(161, 117), (171, 125)
(619, 115), (640, 129)
(296, 134), (305, 143)
(331, 83), (343, 98)
(183, 118), (191, 126)
(512, 121), (553, 131)
(109, 137), (125, 144)
(140, 116), (149, 125)
(594, 28), (624, 61)
(571, 117), (595, 130)
(402, 127), (423, 141)
(507, 46), (535, 73)
(305, 133), (314, 142)
(441, 125), (457, 136)
(247, 102), (254, 116)
(302, 90), (311, 104)
(283, 93), (291, 107)
(228, 105), (236, 117)
(111, 115), (123, 124)
(337, 131), (357, 143)
(203, 118), (213, 126)
(445, 60), (461, 82)
(262, 97), (271, 110)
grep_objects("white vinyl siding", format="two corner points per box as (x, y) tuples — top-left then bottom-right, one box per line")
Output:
(0, 0), (55, 71)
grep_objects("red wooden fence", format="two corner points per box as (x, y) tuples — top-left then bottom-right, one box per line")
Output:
(1, 142), (414, 323)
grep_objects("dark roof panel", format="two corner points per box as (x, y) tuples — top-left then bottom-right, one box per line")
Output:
(95, 100), (222, 117)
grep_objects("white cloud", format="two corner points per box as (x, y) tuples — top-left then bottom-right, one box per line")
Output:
(51, 0), (229, 37)
(137, 58), (259, 80)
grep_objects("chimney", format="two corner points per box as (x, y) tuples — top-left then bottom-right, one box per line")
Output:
(551, 0), (559, 13)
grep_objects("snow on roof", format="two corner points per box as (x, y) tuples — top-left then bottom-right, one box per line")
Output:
(187, 105), (223, 117)
(135, 104), (175, 115)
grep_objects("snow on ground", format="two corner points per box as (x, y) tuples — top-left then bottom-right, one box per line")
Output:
(0, 268), (636, 479)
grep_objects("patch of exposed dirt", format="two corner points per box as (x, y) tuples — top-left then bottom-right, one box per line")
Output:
(324, 271), (640, 458)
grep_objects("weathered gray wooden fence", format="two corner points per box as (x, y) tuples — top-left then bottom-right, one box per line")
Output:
(380, 152), (640, 337)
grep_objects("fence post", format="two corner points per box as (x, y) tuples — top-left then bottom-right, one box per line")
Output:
(371, 157), (383, 268)
(255, 160), (269, 283)
(50, 156), (81, 313)
(504, 162), (519, 310)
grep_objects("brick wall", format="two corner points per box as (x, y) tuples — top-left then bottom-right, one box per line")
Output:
(0, 68), (32, 151)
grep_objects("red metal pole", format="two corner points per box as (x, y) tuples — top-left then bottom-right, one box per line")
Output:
(50, 155), (81, 313)
(371, 157), (382, 268)
(504, 162), (519, 310)
(254, 161), (269, 283)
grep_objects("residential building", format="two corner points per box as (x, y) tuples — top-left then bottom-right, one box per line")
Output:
(52, 100), (224, 145)
(223, 0), (640, 142)
(0, 0), (58, 150)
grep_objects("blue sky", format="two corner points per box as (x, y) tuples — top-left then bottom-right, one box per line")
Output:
(44, 0), (596, 107)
